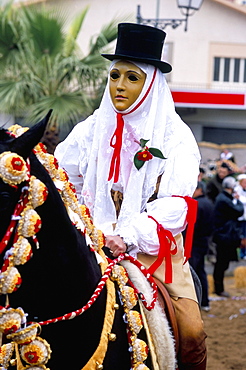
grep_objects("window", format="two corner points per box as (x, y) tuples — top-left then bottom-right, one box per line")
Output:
(212, 57), (246, 84)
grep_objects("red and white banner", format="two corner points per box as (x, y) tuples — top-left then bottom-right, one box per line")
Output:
(171, 90), (246, 110)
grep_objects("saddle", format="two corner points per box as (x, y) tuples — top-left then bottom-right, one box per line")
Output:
(154, 277), (179, 355)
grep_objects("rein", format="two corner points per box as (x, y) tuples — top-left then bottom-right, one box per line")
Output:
(0, 187), (27, 255)
(38, 253), (158, 326)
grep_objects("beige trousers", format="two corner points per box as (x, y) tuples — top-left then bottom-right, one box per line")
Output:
(172, 298), (207, 369)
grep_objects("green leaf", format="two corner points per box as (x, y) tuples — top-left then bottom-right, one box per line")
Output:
(140, 138), (149, 148)
(149, 147), (166, 159)
(134, 152), (145, 170)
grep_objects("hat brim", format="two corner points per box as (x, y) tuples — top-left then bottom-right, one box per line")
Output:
(101, 53), (172, 73)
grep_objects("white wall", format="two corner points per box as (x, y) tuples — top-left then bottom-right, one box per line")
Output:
(47, 0), (246, 88)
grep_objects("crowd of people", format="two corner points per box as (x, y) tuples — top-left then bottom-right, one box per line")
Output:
(190, 161), (246, 312)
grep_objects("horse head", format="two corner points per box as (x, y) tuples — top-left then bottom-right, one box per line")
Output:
(0, 112), (175, 370)
(0, 111), (52, 241)
(0, 111), (118, 369)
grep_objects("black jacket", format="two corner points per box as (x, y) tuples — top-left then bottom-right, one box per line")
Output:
(192, 195), (214, 251)
(213, 190), (244, 229)
(213, 191), (244, 258)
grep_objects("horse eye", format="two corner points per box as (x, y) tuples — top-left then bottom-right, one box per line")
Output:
(0, 191), (11, 211)
(110, 72), (119, 80)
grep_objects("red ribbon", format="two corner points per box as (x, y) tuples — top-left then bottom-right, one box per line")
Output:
(147, 215), (177, 284)
(108, 113), (124, 183)
(108, 68), (157, 183)
(172, 195), (198, 263)
(0, 190), (28, 255)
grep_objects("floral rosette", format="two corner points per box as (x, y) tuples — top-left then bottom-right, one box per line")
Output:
(56, 168), (69, 182)
(112, 265), (128, 286)
(0, 266), (22, 294)
(29, 176), (48, 209)
(38, 153), (58, 180)
(132, 362), (150, 370)
(121, 286), (138, 310)
(0, 307), (25, 335)
(20, 337), (51, 365)
(0, 152), (29, 186)
(24, 365), (50, 370)
(128, 310), (143, 335)
(132, 338), (149, 363)
(11, 236), (33, 266)
(62, 181), (79, 213)
(0, 342), (15, 368)
(17, 208), (42, 238)
(7, 323), (39, 345)
(8, 124), (29, 137)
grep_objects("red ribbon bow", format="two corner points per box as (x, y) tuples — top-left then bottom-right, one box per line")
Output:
(147, 215), (177, 284)
(172, 195), (198, 263)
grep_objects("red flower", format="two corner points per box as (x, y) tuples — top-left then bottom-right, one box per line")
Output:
(4, 324), (18, 335)
(137, 150), (153, 162)
(24, 351), (39, 363)
(134, 138), (165, 170)
(11, 157), (24, 172)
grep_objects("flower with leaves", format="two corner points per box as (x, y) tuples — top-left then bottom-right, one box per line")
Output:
(134, 139), (166, 170)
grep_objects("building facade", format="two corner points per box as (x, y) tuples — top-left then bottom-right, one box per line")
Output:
(11, 0), (246, 166)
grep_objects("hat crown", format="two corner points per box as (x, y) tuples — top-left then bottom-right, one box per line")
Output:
(115, 23), (164, 61)
(102, 23), (172, 73)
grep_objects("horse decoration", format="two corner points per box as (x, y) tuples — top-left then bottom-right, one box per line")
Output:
(0, 112), (176, 370)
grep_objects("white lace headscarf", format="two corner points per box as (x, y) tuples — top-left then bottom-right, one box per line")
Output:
(81, 60), (193, 235)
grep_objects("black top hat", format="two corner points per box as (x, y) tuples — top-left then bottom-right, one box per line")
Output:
(102, 23), (172, 73)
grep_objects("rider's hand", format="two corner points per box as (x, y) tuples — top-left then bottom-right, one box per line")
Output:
(105, 235), (127, 257)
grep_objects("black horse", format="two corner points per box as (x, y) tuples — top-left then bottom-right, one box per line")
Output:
(0, 112), (134, 369)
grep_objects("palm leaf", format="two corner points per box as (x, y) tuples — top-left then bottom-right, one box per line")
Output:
(63, 6), (89, 57)
(25, 92), (90, 127)
(23, 7), (64, 57)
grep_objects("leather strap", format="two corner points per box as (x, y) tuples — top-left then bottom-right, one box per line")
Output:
(153, 277), (179, 355)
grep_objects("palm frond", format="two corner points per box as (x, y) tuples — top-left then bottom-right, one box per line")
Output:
(63, 6), (89, 57)
(25, 92), (91, 127)
(88, 18), (119, 56)
(23, 7), (64, 57)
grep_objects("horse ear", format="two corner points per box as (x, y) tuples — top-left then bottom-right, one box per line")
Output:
(10, 110), (53, 159)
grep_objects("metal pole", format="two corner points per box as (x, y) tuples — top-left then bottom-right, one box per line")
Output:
(136, 5), (141, 24)
(155, 0), (160, 27)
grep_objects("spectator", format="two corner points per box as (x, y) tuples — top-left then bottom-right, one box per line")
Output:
(234, 174), (246, 260)
(189, 182), (214, 311)
(212, 176), (244, 297)
(220, 148), (235, 163)
(206, 162), (232, 203)
(198, 167), (206, 182)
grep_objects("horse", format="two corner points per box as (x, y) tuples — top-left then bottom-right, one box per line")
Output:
(0, 112), (177, 370)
